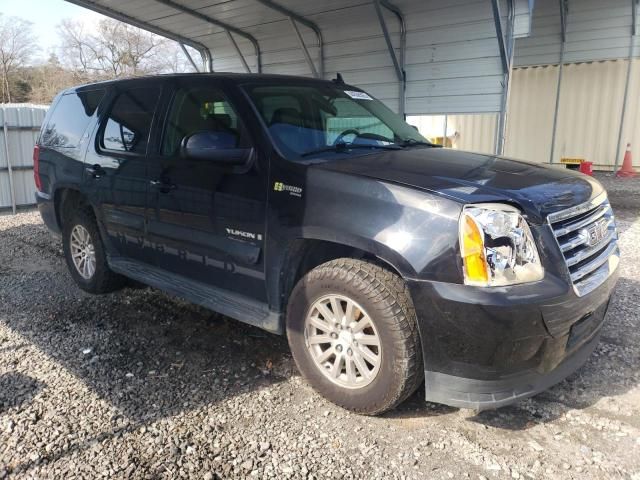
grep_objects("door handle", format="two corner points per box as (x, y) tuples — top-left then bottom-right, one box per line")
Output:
(85, 164), (105, 178)
(150, 179), (177, 193)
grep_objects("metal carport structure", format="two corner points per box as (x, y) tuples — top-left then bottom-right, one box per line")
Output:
(63, 0), (535, 154)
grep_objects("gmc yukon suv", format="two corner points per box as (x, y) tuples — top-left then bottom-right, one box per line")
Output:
(35, 73), (619, 414)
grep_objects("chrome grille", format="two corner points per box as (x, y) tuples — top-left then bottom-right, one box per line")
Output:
(548, 192), (620, 297)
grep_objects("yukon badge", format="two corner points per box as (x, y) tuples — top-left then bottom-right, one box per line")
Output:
(226, 228), (263, 241)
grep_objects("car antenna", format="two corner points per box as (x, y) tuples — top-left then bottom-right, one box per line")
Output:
(333, 72), (345, 85)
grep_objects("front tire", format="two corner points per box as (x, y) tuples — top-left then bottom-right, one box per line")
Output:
(62, 207), (125, 294)
(287, 258), (423, 415)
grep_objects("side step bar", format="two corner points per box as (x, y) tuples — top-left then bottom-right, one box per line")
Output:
(109, 257), (283, 334)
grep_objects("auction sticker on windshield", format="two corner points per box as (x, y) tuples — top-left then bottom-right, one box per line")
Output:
(344, 90), (373, 100)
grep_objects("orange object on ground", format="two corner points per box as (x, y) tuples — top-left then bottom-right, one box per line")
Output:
(579, 161), (593, 176)
(616, 143), (637, 178)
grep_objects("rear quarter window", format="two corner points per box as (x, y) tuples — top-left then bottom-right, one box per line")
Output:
(41, 89), (106, 148)
(99, 86), (161, 155)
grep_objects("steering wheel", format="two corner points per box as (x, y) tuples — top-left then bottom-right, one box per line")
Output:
(333, 129), (360, 146)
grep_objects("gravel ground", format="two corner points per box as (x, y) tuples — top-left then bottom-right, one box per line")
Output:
(1, 186), (639, 479)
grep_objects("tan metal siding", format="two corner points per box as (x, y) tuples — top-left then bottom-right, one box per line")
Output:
(503, 64), (557, 162)
(449, 113), (498, 154)
(407, 113), (497, 154)
(504, 60), (639, 169)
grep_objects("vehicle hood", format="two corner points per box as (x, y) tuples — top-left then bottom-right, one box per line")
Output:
(315, 147), (603, 224)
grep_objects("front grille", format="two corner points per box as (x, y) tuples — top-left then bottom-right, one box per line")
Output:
(548, 192), (620, 297)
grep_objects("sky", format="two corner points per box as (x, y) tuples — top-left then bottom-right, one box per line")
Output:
(0, 0), (102, 61)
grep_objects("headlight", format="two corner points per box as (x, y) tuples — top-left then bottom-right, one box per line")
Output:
(459, 203), (544, 286)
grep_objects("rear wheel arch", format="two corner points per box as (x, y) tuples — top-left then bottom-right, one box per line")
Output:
(54, 188), (89, 231)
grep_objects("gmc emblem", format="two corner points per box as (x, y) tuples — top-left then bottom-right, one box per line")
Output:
(585, 218), (608, 247)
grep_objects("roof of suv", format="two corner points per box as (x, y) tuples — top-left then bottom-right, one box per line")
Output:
(65, 72), (351, 94)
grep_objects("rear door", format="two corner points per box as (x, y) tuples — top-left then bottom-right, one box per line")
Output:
(83, 82), (162, 263)
(145, 78), (268, 301)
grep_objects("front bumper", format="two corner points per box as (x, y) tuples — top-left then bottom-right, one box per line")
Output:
(408, 267), (618, 411)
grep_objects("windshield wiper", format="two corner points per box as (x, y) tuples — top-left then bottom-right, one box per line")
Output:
(300, 142), (402, 157)
(395, 138), (439, 148)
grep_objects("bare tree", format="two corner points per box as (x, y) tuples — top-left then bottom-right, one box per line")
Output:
(26, 54), (81, 104)
(57, 17), (194, 78)
(0, 14), (37, 103)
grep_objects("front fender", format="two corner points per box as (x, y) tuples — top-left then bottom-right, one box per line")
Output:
(302, 169), (463, 281)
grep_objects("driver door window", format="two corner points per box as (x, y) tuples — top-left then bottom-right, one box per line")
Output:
(162, 88), (243, 156)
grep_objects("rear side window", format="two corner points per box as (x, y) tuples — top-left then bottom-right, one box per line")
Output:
(41, 89), (105, 148)
(100, 87), (161, 155)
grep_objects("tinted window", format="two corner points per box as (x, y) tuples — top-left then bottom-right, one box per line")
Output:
(101, 87), (160, 154)
(162, 86), (243, 156)
(245, 84), (427, 160)
(324, 98), (393, 144)
(41, 89), (105, 148)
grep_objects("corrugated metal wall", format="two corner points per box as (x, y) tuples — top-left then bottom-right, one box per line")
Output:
(0, 105), (48, 211)
(506, 60), (639, 169)
(449, 113), (498, 153)
(75, 0), (528, 115)
(515, 0), (640, 67)
(412, 59), (640, 170)
(503, 64), (556, 161)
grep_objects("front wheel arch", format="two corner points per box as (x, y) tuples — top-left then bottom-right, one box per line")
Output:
(278, 237), (410, 314)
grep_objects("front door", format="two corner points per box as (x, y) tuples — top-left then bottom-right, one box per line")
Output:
(146, 79), (268, 302)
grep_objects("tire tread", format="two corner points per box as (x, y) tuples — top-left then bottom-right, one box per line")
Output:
(290, 258), (423, 415)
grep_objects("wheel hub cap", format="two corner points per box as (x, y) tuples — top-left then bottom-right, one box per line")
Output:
(70, 225), (96, 280)
(304, 294), (382, 389)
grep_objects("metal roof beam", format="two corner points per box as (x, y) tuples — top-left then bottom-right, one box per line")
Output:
(373, 0), (406, 115)
(289, 18), (319, 78)
(180, 43), (200, 72)
(491, 0), (510, 74)
(154, 0), (262, 73)
(254, 0), (324, 78)
(64, 0), (213, 72)
(225, 31), (251, 73)
(373, 0), (403, 83)
(559, 0), (568, 42)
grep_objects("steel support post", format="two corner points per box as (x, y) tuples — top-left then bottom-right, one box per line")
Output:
(613, 0), (638, 173)
(493, 0), (516, 156)
(549, 0), (568, 164)
(2, 114), (16, 214)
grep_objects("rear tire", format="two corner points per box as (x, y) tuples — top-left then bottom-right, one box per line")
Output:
(62, 207), (125, 294)
(286, 258), (423, 415)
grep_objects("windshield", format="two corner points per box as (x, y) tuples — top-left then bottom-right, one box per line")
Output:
(243, 83), (431, 161)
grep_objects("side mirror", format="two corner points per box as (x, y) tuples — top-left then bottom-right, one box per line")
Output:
(180, 131), (252, 165)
